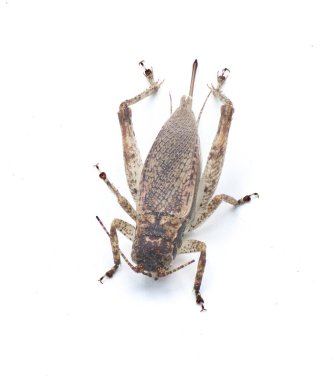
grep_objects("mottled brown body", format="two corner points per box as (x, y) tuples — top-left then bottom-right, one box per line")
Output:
(96, 61), (258, 310)
(132, 96), (200, 275)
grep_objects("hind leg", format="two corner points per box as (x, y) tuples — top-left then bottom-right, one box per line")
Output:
(118, 61), (164, 204)
(188, 69), (258, 231)
(193, 69), (234, 219)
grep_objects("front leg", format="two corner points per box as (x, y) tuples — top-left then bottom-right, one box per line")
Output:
(118, 61), (164, 204)
(98, 218), (135, 283)
(178, 240), (207, 311)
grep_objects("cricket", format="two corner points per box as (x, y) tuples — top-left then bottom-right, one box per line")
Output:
(96, 60), (258, 311)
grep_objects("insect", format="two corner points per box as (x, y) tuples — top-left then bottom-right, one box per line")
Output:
(96, 60), (258, 311)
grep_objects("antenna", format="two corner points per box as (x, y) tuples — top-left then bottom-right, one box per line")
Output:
(161, 259), (195, 277)
(189, 59), (198, 98)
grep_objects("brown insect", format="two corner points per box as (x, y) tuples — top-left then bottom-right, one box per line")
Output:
(96, 60), (258, 311)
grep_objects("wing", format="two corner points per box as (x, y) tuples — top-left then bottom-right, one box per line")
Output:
(138, 101), (200, 218)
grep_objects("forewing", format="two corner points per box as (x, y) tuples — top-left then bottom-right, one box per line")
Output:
(138, 105), (200, 218)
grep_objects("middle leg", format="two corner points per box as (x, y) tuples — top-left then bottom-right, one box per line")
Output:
(95, 164), (137, 221)
(189, 192), (259, 231)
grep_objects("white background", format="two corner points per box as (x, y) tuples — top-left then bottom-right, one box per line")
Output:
(1, 1), (334, 379)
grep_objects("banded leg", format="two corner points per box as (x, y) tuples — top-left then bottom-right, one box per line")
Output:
(189, 192), (259, 231)
(189, 68), (258, 231)
(118, 61), (164, 204)
(95, 164), (137, 221)
(194, 70), (234, 219)
(178, 240), (207, 311)
(99, 218), (135, 283)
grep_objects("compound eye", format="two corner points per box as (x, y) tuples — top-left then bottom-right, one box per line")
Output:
(162, 255), (171, 266)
